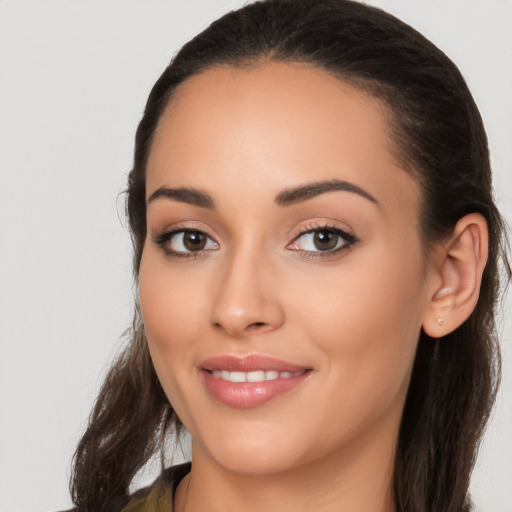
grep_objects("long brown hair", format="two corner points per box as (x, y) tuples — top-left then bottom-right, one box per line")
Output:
(70, 1), (510, 511)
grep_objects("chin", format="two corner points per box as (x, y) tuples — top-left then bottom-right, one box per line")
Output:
(210, 448), (300, 476)
(193, 422), (311, 476)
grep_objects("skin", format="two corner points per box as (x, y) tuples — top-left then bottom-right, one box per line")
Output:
(139, 62), (442, 512)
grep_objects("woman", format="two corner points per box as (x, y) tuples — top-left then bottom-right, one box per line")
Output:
(70, 1), (510, 511)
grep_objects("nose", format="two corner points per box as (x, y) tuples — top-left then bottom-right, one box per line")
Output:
(210, 247), (285, 338)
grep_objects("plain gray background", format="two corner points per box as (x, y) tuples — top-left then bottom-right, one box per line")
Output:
(0, 1), (510, 511)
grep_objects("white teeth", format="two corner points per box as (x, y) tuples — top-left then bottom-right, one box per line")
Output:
(247, 370), (265, 382)
(229, 371), (246, 383)
(211, 369), (304, 383)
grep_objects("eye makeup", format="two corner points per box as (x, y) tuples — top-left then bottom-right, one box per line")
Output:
(152, 221), (358, 261)
(287, 222), (358, 260)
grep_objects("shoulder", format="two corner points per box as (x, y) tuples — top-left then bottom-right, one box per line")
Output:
(121, 462), (191, 512)
(59, 462), (191, 512)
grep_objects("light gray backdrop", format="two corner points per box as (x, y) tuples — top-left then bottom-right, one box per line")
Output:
(0, 1), (510, 511)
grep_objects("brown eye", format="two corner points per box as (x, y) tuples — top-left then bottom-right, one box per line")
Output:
(154, 229), (219, 256)
(287, 226), (357, 256)
(183, 231), (207, 251)
(313, 230), (339, 251)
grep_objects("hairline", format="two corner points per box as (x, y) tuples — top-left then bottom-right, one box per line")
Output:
(146, 56), (439, 257)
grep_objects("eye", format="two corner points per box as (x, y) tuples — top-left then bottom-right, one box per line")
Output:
(288, 225), (357, 256)
(153, 229), (219, 257)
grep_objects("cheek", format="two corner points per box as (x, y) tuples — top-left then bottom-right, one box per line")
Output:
(138, 250), (205, 377)
(140, 245), (205, 330)
(138, 249), (214, 427)
(293, 250), (424, 336)
(289, 248), (426, 410)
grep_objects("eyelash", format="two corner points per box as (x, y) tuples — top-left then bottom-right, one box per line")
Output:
(289, 223), (358, 259)
(152, 223), (358, 260)
(153, 226), (217, 260)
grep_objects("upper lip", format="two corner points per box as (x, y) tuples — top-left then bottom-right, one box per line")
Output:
(199, 355), (310, 373)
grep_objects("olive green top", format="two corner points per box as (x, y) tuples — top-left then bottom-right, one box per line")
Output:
(121, 463), (191, 512)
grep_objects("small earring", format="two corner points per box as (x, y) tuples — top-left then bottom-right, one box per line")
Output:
(437, 318), (444, 327)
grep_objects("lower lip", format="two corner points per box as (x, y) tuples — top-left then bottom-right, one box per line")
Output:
(202, 370), (311, 408)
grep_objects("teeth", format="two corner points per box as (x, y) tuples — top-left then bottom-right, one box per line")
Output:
(247, 370), (265, 382)
(211, 369), (304, 383)
(228, 371), (246, 383)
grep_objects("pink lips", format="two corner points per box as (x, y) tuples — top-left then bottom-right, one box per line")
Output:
(200, 355), (312, 408)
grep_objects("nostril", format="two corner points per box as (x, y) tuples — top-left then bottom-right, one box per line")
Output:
(250, 322), (266, 328)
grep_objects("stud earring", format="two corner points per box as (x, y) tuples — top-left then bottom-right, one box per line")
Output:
(437, 318), (444, 327)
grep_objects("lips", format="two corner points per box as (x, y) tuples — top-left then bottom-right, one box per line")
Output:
(199, 355), (312, 408)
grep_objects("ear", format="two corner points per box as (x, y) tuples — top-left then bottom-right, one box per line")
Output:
(422, 213), (489, 338)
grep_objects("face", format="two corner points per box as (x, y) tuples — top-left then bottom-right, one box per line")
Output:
(139, 62), (435, 476)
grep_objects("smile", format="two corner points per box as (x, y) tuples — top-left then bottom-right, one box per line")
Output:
(200, 355), (312, 408)
(210, 370), (306, 383)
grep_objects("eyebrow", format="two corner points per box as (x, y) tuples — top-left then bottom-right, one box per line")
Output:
(275, 179), (378, 207)
(147, 186), (216, 209)
(146, 178), (378, 210)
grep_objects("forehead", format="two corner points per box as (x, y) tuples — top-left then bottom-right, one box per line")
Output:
(146, 62), (420, 216)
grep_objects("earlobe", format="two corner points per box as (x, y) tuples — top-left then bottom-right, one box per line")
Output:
(422, 213), (488, 338)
